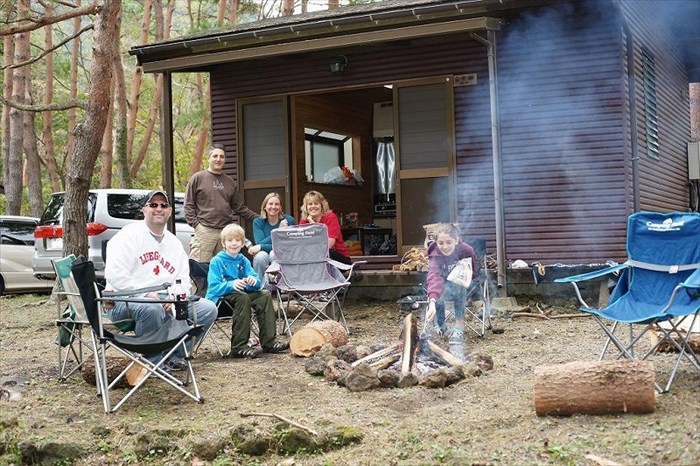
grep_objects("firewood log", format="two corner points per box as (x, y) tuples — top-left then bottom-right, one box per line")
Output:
(290, 320), (349, 357)
(533, 360), (655, 416)
(400, 313), (418, 374)
(352, 345), (398, 367)
(426, 341), (465, 367)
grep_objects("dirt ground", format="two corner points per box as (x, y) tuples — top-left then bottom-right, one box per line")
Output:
(1, 293), (699, 466)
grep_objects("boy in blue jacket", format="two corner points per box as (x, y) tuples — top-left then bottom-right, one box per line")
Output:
(206, 223), (289, 358)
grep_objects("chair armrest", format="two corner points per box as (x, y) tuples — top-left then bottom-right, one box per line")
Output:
(681, 268), (700, 290)
(553, 264), (628, 284)
(102, 282), (171, 298)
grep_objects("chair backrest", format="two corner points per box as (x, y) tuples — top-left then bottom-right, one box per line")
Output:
(69, 257), (116, 339)
(271, 223), (345, 290)
(188, 259), (209, 297)
(616, 212), (700, 313)
(52, 255), (89, 322)
(626, 212), (700, 267)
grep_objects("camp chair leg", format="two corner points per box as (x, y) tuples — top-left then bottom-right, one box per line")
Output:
(58, 323), (92, 381)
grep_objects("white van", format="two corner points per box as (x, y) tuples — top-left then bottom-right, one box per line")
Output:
(32, 189), (193, 280)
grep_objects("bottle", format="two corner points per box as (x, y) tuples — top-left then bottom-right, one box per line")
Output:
(172, 279), (189, 320)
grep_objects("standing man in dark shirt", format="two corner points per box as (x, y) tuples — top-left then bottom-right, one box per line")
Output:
(185, 143), (259, 263)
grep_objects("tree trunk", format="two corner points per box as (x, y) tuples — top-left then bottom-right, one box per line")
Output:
(2, 31), (15, 200)
(65, 0), (82, 170)
(64, 0), (122, 260)
(228, 0), (238, 25)
(6, 1), (29, 215)
(23, 84), (44, 217)
(533, 360), (655, 416)
(125, 0), (152, 176)
(99, 83), (115, 188)
(42, 2), (62, 193)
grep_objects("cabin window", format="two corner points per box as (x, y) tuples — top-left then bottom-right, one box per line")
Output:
(641, 47), (659, 160)
(304, 128), (355, 183)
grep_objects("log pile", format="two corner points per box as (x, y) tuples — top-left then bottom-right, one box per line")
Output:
(302, 313), (493, 391)
(649, 324), (700, 353)
(392, 248), (428, 272)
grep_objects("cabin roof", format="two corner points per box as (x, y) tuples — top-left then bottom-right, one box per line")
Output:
(129, 0), (700, 82)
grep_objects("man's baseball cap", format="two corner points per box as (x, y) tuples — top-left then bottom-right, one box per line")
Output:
(142, 189), (170, 206)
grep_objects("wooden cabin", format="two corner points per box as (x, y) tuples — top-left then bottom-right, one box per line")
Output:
(130, 0), (699, 295)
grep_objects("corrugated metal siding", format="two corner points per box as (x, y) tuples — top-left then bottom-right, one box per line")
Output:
(620, 0), (692, 213)
(497, 3), (629, 264)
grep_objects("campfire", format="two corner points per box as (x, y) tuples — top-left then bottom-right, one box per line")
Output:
(298, 314), (494, 391)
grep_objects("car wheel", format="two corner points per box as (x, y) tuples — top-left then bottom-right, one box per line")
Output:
(0, 276), (6, 295)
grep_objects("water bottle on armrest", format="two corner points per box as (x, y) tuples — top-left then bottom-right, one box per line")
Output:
(172, 279), (189, 320)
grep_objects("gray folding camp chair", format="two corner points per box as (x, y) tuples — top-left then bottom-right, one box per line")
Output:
(267, 223), (361, 335)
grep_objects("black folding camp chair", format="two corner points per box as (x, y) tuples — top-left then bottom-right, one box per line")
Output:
(71, 257), (203, 413)
(461, 237), (493, 338)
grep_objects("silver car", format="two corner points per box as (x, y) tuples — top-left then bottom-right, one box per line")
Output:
(0, 216), (54, 294)
(32, 189), (194, 280)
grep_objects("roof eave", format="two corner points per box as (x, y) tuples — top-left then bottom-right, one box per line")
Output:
(138, 16), (502, 73)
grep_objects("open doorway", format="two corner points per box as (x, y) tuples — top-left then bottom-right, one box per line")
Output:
(291, 86), (397, 259)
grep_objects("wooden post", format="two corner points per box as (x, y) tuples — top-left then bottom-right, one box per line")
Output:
(534, 360), (655, 416)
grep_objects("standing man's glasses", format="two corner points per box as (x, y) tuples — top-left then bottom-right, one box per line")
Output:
(147, 203), (170, 209)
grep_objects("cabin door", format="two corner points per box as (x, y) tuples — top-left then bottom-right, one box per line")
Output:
(395, 78), (456, 253)
(237, 97), (291, 237)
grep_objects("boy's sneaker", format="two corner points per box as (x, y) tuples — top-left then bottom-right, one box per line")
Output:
(163, 358), (187, 372)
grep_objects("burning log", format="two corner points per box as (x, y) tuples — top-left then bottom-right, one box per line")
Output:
(290, 320), (349, 357)
(534, 360), (655, 416)
(426, 341), (466, 367)
(399, 313), (419, 375)
(352, 345), (399, 367)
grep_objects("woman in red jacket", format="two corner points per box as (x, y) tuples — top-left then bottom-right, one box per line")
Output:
(298, 190), (351, 264)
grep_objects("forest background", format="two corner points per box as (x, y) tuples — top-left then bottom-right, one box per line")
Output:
(0, 0), (362, 219)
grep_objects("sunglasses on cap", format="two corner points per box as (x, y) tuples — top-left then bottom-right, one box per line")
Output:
(147, 203), (170, 209)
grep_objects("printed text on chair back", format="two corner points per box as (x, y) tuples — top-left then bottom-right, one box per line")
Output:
(620, 212), (700, 318)
(271, 224), (344, 290)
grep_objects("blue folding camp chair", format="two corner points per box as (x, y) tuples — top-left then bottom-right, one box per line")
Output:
(555, 211), (700, 393)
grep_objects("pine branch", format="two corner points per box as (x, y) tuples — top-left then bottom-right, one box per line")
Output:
(0, 2), (100, 36)
(0, 94), (87, 112)
(4, 24), (94, 70)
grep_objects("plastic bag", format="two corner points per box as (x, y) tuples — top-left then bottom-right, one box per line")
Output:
(447, 258), (473, 288)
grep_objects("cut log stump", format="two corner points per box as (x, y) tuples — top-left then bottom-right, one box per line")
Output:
(290, 321), (349, 357)
(534, 360), (655, 416)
